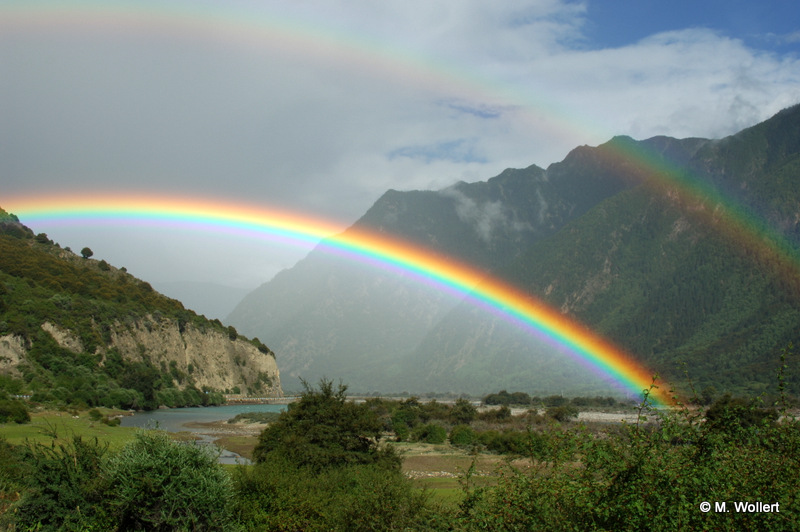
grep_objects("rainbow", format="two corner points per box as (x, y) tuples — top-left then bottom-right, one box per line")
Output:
(3, 193), (673, 406)
(0, 0), (590, 148)
(595, 137), (800, 290)
(6, 2), (797, 405)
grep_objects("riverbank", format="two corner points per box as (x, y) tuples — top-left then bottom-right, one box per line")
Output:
(183, 419), (266, 460)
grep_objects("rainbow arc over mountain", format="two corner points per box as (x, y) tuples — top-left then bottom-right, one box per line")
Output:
(6, 193), (673, 405)
(4, 2), (798, 406)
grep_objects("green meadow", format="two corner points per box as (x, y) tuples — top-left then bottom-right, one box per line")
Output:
(0, 408), (138, 451)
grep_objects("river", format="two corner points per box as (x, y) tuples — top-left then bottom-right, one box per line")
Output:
(120, 404), (287, 464)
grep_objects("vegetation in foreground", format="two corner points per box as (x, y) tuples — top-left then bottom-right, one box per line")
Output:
(1, 377), (799, 530)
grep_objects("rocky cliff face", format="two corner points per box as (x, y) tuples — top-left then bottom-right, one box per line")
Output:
(1, 316), (283, 397)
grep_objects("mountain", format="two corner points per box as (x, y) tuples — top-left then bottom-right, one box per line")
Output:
(227, 105), (800, 396)
(227, 141), (649, 392)
(0, 212), (282, 408)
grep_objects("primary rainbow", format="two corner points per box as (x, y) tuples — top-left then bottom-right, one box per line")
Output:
(4, 193), (673, 406)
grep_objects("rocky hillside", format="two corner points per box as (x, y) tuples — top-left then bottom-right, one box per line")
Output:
(0, 211), (281, 408)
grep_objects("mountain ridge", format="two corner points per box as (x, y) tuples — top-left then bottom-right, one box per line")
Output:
(227, 105), (800, 396)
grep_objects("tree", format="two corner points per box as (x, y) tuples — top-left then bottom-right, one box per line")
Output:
(80, 247), (93, 259)
(253, 378), (399, 471)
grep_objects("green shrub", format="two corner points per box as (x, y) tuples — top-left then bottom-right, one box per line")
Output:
(102, 417), (120, 427)
(0, 375), (24, 395)
(253, 379), (399, 471)
(233, 458), (444, 531)
(450, 398), (477, 424)
(476, 429), (535, 455)
(0, 438), (28, 517)
(391, 400), (421, 430)
(477, 404), (512, 422)
(393, 421), (411, 441)
(483, 390), (532, 406)
(545, 404), (578, 422)
(412, 423), (448, 444)
(458, 389), (800, 530)
(11, 436), (111, 531)
(705, 394), (778, 435)
(449, 424), (477, 447)
(0, 399), (30, 424)
(105, 431), (234, 531)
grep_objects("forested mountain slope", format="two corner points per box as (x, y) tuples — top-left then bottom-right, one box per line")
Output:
(228, 105), (800, 396)
(409, 106), (800, 395)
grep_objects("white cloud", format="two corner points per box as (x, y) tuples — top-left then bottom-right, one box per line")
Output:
(440, 186), (511, 242)
(2, 1), (799, 292)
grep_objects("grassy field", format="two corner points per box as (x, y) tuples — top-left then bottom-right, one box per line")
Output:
(392, 441), (510, 506)
(0, 408), (139, 451)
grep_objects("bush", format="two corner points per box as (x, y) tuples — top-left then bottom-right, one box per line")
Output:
(478, 405), (512, 422)
(451, 398), (477, 425)
(11, 436), (110, 531)
(412, 423), (448, 444)
(0, 438), (28, 518)
(705, 394), (778, 435)
(477, 429), (536, 455)
(233, 458), (443, 531)
(253, 379), (399, 471)
(0, 399), (29, 424)
(0, 399), (31, 423)
(483, 390), (532, 406)
(393, 421), (411, 442)
(458, 389), (800, 530)
(105, 431), (234, 531)
(546, 404), (578, 422)
(449, 424), (477, 447)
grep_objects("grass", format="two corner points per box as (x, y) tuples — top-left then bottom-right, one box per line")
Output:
(1, 408), (143, 451)
(391, 441), (506, 507)
(214, 434), (259, 460)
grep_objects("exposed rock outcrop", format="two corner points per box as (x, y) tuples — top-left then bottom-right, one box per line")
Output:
(0, 335), (26, 377)
(106, 316), (282, 396)
(0, 316), (282, 397)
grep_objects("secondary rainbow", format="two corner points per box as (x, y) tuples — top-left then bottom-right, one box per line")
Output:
(0, 1), (589, 148)
(4, 193), (673, 406)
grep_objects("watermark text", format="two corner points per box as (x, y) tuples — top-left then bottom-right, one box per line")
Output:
(700, 501), (780, 513)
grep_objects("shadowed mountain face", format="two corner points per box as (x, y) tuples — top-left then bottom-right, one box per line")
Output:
(228, 105), (800, 396)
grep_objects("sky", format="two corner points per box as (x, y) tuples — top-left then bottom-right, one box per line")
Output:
(2, 0), (799, 317)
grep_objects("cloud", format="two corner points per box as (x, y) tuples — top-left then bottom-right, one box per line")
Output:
(439, 186), (513, 242)
(2, 1), (799, 293)
(764, 30), (800, 46)
(388, 138), (487, 164)
(441, 99), (505, 119)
